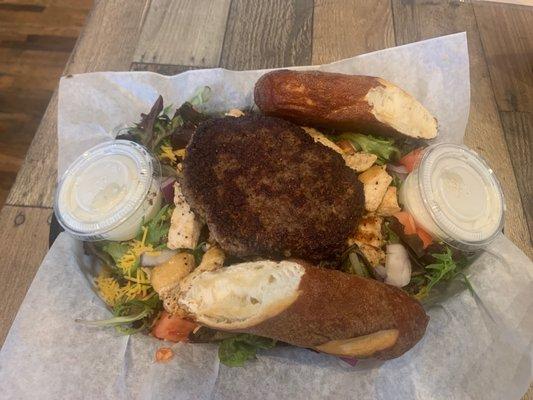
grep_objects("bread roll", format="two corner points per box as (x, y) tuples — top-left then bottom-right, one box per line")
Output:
(178, 260), (428, 359)
(254, 70), (437, 140)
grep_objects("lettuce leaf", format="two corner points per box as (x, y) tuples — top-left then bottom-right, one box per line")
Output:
(139, 205), (173, 247)
(102, 242), (130, 265)
(218, 334), (276, 367)
(189, 86), (211, 107)
(333, 133), (400, 164)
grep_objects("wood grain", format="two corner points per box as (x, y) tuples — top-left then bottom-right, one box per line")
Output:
(133, 0), (231, 67)
(473, 0), (533, 8)
(220, 0), (313, 70)
(0, 1), (90, 208)
(473, 2), (533, 112)
(1, 1), (531, 395)
(0, 205), (52, 346)
(1, 0), (93, 7)
(0, 5), (88, 37)
(6, 0), (148, 208)
(500, 111), (533, 239)
(312, 0), (395, 64)
(130, 62), (199, 75)
(391, 0), (532, 259)
(5, 92), (58, 207)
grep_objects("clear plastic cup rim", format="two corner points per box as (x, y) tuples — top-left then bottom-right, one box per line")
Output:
(54, 140), (160, 238)
(416, 143), (505, 250)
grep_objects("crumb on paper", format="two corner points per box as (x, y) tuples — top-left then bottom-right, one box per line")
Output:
(225, 108), (245, 117)
(155, 347), (174, 363)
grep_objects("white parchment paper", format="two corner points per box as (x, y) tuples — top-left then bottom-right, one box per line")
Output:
(1, 33), (532, 400)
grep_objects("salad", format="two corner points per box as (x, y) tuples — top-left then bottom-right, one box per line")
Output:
(81, 91), (477, 367)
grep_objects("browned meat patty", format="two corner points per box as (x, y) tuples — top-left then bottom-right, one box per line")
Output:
(181, 115), (365, 263)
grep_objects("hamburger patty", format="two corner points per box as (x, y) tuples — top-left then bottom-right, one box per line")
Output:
(181, 115), (365, 262)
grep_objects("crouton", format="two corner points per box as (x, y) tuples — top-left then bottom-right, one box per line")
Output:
(303, 127), (376, 173)
(344, 152), (378, 173)
(347, 215), (385, 268)
(377, 186), (401, 216)
(225, 108), (245, 118)
(303, 126), (343, 153)
(337, 140), (356, 155)
(151, 253), (195, 294)
(348, 215), (383, 248)
(358, 165), (393, 212)
(358, 244), (386, 267)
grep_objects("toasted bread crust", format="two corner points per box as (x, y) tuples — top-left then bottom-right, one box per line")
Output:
(181, 115), (364, 263)
(254, 70), (437, 139)
(241, 265), (428, 359)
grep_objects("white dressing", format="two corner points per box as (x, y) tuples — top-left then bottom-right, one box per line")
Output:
(55, 140), (161, 241)
(399, 144), (504, 250)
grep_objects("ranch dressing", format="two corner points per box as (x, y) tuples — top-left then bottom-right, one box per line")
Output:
(399, 144), (504, 251)
(55, 140), (161, 241)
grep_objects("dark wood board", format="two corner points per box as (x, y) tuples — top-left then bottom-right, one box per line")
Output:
(220, 0), (314, 70)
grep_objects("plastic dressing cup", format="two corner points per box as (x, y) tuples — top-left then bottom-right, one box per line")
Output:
(399, 143), (504, 251)
(54, 140), (162, 241)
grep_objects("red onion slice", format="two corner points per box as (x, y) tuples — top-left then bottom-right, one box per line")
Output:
(387, 163), (408, 175)
(161, 177), (176, 204)
(339, 357), (358, 366)
(141, 249), (177, 267)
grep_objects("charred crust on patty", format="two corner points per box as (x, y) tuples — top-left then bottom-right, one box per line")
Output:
(181, 115), (365, 263)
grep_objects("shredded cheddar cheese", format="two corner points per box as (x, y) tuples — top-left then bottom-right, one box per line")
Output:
(95, 275), (121, 306)
(159, 145), (185, 166)
(95, 227), (155, 306)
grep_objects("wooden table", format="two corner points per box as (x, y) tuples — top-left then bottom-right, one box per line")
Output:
(0, 0), (531, 397)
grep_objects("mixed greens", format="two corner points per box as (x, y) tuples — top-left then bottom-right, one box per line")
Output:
(83, 204), (174, 334)
(341, 214), (475, 302)
(82, 94), (478, 368)
(331, 133), (400, 164)
(218, 334), (277, 367)
(116, 87), (211, 177)
(82, 89), (213, 334)
(415, 247), (474, 300)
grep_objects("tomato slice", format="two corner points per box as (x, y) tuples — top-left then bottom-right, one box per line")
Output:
(393, 211), (417, 235)
(394, 211), (434, 248)
(399, 148), (425, 173)
(152, 311), (197, 342)
(416, 226), (433, 249)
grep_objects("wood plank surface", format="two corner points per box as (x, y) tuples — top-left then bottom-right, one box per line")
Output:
(478, 0), (533, 5)
(6, 0), (148, 207)
(391, 0), (532, 259)
(0, 5), (88, 37)
(133, 0), (231, 67)
(312, 0), (395, 64)
(219, 0), (313, 70)
(0, 205), (52, 345)
(499, 111), (533, 239)
(0, 0), (90, 208)
(0, 0), (93, 7)
(473, 2), (533, 112)
(1, 0), (531, 396)
(130, 62), (200, 75)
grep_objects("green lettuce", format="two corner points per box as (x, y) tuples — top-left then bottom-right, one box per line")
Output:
(342, 252), (370, 278)
(333, 133), (400, 164)
(218, 334), (276, 367)
(189, 86), (212, 107)
(419, 247), (471, 295)
(78, 294), (161, 335)
(138, 205), (173, 247)
(101, 242), (130, 265)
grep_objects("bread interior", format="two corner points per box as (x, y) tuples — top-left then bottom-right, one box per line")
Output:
(365, 78), (437, 139)
(179, 260), (304, 330)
